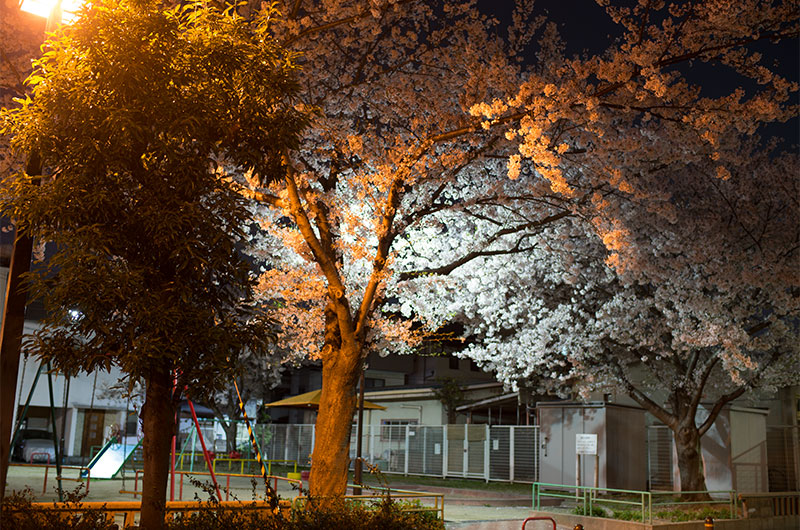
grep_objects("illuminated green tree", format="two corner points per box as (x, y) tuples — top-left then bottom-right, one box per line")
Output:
(0, 0), (306, 525)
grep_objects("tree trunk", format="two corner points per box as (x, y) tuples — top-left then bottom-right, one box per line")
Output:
(224, 420), (238, 454)
(673, 422), (712, 501)
(309, 345), (361, 498)
(140, 366), (175, 529)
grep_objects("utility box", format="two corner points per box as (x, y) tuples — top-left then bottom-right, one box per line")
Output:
(537, 402), (646, 490)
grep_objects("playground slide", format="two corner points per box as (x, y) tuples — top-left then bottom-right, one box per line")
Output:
(82, 435), (141, 479)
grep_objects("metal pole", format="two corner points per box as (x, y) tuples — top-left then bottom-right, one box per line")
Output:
(59, 376), (70, 464)
(187, 399), (222, 500)
(9, 363), (44, 457)
(45, 363), (63, 501)
(353, 370), (365, 495)
(232, 379), (279, 509)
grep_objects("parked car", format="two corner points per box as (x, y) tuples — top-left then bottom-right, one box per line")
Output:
(12, 429), (56, 463)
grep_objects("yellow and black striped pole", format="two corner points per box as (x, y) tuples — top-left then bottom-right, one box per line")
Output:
(233, 378), (279, 510)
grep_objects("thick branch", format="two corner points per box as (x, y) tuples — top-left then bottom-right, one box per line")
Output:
(610, 357), (676, 428)
(283, 165), (355, 341)
(397, 210), (571, 281)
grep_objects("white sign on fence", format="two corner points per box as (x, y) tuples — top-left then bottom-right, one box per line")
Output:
(576, 433), (597, 455)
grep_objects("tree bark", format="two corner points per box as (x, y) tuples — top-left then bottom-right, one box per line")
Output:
(140, 365), (176, 529)
(673, 421), (712, 501)
(223, 420), (238, 454)
(308, 345), (361, 498)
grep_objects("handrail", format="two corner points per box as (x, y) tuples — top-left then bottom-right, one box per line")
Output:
(212, 457), (298, 475)
(522, 516), (556, 530)
(533, 482), (744, 524)
(3, 499), (290, 527)
(8, 463), (91, 495)
(127, 469), (301, 501)
(533, 482), (651, 523)
(738, 491), (800, 518)
(293, 484), (446, 521)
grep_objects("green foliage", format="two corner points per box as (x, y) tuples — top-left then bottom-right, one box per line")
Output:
(0, 0), (308, 393)
(571, 504), (607, 517)
(431, 378), (465, 423)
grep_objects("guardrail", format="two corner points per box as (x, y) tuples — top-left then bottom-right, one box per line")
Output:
(532, 482), (740, 524)
(291, 484), (445, 521)
(738, 491), (800, 518)
(212, 457), (298, 476)
(124, 469), (302, 502)
(533, 482), (651, 523)
(9, 463), (91, 495)
(3, 499), (291, 527)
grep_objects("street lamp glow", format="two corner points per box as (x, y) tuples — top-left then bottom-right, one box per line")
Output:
(19, 0), (85, 24)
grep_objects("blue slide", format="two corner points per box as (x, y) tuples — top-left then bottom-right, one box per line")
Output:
(82, 436), (141, 479)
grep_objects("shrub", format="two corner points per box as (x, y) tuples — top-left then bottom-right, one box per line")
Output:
(1, 487), (117, 530)
(2, 490), (444, 530)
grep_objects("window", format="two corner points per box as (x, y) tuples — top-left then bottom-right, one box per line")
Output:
(380, 419), (417, 441)
(365, 377), (385, 389)
(449, 356), (459, 370)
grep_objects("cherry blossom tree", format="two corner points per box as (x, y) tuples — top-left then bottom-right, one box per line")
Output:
(400, 140), (799, 496)
(235, 0), (797, 497)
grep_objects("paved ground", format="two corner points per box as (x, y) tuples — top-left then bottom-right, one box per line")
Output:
(5, 464), (547, 528)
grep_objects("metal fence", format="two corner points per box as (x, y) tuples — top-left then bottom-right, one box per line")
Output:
(766, 425), (800, 492)
(247, 424), (539, 483)
(647, 425), (674, 490)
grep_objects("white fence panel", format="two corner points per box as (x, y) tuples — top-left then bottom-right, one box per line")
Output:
(258, 423), (539, 483)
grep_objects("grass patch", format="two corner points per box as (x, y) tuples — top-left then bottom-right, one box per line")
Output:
(654, 506), (734, 522)
(572, 504), (607, 518)
(610, 506), (735, 522)
(353, 473), (531, 496)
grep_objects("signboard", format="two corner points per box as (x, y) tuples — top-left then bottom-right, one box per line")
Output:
(576, 433), (597, 455)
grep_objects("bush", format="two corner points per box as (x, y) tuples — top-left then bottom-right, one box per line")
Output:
(1, 487), (117, 530)
(1, 490), (444, 530)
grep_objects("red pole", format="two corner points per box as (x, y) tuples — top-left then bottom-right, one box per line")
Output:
(170, 374), (179, 501)
(170, 429), (176, 500)
(187, 399), (221, 499)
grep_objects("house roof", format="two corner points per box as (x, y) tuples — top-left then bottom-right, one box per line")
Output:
(455, 392), (519, 412)
(364, 381), (502, 402)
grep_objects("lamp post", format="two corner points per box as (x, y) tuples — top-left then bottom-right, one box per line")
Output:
(0, 0), (83, 501)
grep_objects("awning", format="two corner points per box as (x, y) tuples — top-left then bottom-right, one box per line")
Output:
(263, 389), (386, 410)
